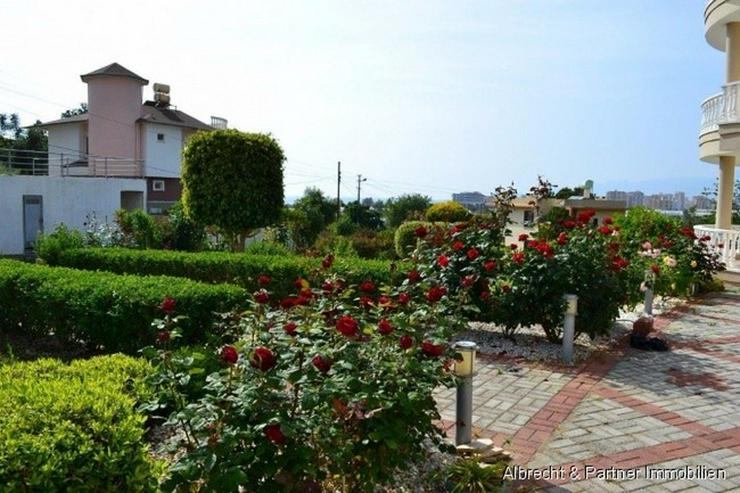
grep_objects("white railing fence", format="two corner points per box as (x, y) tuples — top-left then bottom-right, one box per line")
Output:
(694, 224), (740, 271)
(700, 81), (740, 135)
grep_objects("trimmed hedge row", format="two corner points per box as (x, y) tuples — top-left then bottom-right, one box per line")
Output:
(50, 248), (406, 298)
(0, 259), (246, 351)
(0, 355), (161, 491)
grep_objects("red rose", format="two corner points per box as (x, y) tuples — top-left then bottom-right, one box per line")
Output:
(378, 319), (393, 335)
(312, 354), (332, 373)
(483, 260), (496, 272)
(452, 241), (465, 251)
(414, 226), (428, 238)
(577, 209), (596, 223)
(280, 297), (297, 309)
(258, 275), (271, 286)
(426, 285), (447, 303)
(407, 270), (422, 282)
(399, 335), (413, 350)
(700, 235), (711, 242)
(562, 220), (576, 229)
(336, 315), (359, 337)
(254, 290), (270, 304)
(300, 288), (313, 299)
(360, 280), (375, 293)
(398, 292), (410, 305)
(466, 248), (480, 260)
(480, 290), (490, 301)
(603, 216), (613, 225)
(518, 233), (529, 242)
(283, 322), (298, 336)
(159, 297), (176, 314)
(378, 295), (392, 307)
(462, 275), (476, 288)
(557, 232), (568, 245)
(536, 243), (554, 258)
(322, 254), (334, 269)
(510, 243), (518, 250)
(438, 254), (450, 267)
(359, 296), (374, 309)
(294, 278), (307, 289)
(512, 251), (525, 264)
(250, 346), (277, 371)
(598, 226), (612, 235)
(527, 240), (539, 249)
(650, 264), (660, 275)
(422, 340), (445, 358)
(157, 330), (170, 343)
(220, 345), (239, 365)
(264, 424), (286, 444)
(612, 256), (629, 271)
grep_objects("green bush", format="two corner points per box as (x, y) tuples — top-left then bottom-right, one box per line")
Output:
(50, 248), (406, 300)
(0, 259), (246, 351)
(244, 240), (293, 257)
(394, 221), (437, 258)
(0, 355), (161, 491)
(35, 224), (84, 265)
(116, 208), (160, 249)
(425, 201), (472, 223)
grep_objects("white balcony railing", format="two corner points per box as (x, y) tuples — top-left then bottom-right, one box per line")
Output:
(700, 81), (740, 135)
(694, 225), (740, 271)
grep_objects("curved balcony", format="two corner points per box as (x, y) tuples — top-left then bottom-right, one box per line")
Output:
(705, 0), (740, 51)
(700, 82), (740, 136)
(694, 225), (740, 272)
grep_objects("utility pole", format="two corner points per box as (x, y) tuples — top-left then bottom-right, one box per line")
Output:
(357, 174), (367, 203)
(336, 161), (341, 222)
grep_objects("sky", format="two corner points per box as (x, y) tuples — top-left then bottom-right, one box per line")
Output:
(0, 0), (725, 200)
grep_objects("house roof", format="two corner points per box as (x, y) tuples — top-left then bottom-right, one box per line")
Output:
(564, 198), (627, 211)
(139, 101), (212, 130)
(80, 62), (149, 84)
(36, 103), (211, 131)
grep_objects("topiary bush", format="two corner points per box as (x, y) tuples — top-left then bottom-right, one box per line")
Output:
(0, 259), (246, 351)
(34, 224), (84, 265)
(425, 201), (472, 223)
(0, 355), (162, 491)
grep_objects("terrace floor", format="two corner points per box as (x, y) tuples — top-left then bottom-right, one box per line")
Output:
(435, 288), (740, 492)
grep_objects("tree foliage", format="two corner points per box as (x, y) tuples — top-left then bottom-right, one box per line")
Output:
(384, 194), (431, 228)
(181, 130), (285, 250)
(425, 201), (471, 223)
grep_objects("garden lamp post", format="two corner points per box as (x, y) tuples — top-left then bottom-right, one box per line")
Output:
(454, 341), (478, 446)
(562, 294), (578, 364)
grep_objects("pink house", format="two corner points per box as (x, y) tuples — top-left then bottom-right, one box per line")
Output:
(37, 62), (226, 213)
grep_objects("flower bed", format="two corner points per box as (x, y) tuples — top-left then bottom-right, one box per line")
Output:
(0, 259), (246, 352)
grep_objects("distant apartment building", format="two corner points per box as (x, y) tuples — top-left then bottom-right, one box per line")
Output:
(692, 195), (716, 210)
(452, 191), (489, 212)
(606, 190), (644, 208)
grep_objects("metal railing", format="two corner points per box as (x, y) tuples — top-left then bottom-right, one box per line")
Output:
(1, 148), (143, 178)
(700, 81), (740, 135)
(694, 224), (740, 271)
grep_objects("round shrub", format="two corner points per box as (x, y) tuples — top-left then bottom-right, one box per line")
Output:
(394, 221), (435, 258)
(425, 201), (472, 223)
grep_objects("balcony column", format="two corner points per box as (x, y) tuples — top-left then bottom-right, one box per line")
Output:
(727, 23), (740, 83)
(716, 156), (736, 230)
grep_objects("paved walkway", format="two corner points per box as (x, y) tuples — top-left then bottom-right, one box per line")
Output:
(435, 289), (740, 492)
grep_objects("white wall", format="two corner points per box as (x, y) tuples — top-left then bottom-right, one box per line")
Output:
(144, 123), (183, 178)
(0, 176), (146, 255)
(47, 123), (83, 176)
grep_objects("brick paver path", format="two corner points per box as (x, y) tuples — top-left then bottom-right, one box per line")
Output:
(435, 289), (740, 492)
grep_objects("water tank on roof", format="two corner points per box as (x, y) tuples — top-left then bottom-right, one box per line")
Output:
(211, 116), (228, 129)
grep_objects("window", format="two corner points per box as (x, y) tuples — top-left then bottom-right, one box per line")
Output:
(523, 210), (535, 224)
(157, 133), (165, 142)
(152, 180), (165, 192)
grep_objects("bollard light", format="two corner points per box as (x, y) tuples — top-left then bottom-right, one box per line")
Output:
(565, 294), (578, 316)
(454, 341), (478, 377)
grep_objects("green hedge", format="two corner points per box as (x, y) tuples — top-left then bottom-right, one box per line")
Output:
(49, 248), (406, 298)
(0, 259), (246, 351)
(0, 355), (161, 491)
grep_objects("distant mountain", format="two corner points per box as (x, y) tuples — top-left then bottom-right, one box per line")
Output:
(593, 176), (717, 197)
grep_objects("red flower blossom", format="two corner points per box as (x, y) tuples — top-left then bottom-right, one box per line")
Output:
(438, 254), (450, 267)
(518, 233), (529, 242)
(336, 315), (359, 337)
(480, 290), (490, 301)
(258, 275), (271, 286)
(220, 345), (239, 365)
(512, 251), (525, 264)
(510, 243), (518, 250)
(537, 243), (554, 258)
(160, 297), (176, 314)
(483, 260), (496, 272)
(422, 340), (445, 358)
(414, 226), (428, 238)
(299, 288), (313, 299)
(378, 319), (394, 335)
(377, 295), (392, 307)
(254, 290), (270, 304)
(322, 254), (334, 269)
(399, 335), (413, 350)
(461, 275), (476, 288)
(603, 216), (613, 225)
(398, 292), (411, 305)
(264, 424), (286, 444)
(426, 285), (447, 303)
(322, 280), (335, 293)
(598, 226), (612, 235)
(283, 322), (298, 336)
(359, 296), (374, 309)
(557, 232), (568, 245)
(312, 354), (332, 373)
(700, 235), (711, 242)
(466, 248), (480, 260)
(360, 280), (375, 293)
(527, 240), (539, 249)
(157, 330), (170, 343)
(612, 256), (629, 272)
(650, 264), (661, 275)
(250, 346), (277, 371)
(452, 241), (465, 251)
(407, 270), (422, 282)
(577, 209), (596, 223)
(562, 219), (576, 229)
(294, 278), (307, 289)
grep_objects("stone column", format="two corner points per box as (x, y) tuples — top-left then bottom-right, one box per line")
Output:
(716, 155), (736, 229)
(727, 23), (740, 83)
